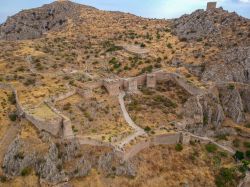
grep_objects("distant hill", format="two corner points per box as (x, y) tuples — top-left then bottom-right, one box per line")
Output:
(0, 1), (96, 40)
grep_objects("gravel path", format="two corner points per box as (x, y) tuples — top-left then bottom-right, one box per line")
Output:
(116, 91), (146, 150)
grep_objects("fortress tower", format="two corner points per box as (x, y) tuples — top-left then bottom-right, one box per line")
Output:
(206, 2), (217, 11)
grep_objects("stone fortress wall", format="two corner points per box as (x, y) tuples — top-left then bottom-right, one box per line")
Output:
(0, 83), (64, 137)
(103, 70), (203, 96)
(123, 132), (191, 160)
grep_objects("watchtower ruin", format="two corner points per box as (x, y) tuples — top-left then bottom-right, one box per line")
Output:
(127, 78), (138, 93)
(206, 2), (217, 11)
(103, 79), (121, 96)
(146, 74), (156, 88)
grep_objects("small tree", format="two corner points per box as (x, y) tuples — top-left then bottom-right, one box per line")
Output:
(245, 150), (250, 158)
(175, 144), (183, 151)
(234, 151), (244, 161)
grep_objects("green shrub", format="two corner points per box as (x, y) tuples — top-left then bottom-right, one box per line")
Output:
(227, 84), (235, 90)
(144, 126), (151, 132)
(8, 112), (17, 121)
(215, 134), (228, 141)
(234, 151), (244, 161)
(140, 65), (153, 74)
(215, 167), (237, 187)
(63, 103), (71, 110)
(21, 167), (32, 176)
(175, 144), (183, 151)
(243, 141), (250, 148)
(140, 43), (146, 48)
(167, 43), (172, 49)
(8, 92), (16, 105)
(196, 38), (203, 42)
(245, 150), (250, 158)
(0, 175), (7, 183)
(232, 138), (240, 148)
(205, 143), (217, 153)
(24, 78), (36, 86)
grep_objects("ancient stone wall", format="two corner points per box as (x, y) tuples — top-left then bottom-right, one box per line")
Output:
(0, 83), (63, 136)
(103, 79), (122, 96)
(24, 110), (62, 136)
(49, 88), (76, 103)
(123, 133), (182, 160)
(77, 136), (114, 148)
(127, 78), (138, 93)
(45, 100), (74, 138)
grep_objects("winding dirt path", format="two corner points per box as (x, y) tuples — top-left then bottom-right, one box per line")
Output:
(116, 91), (146, 150)
(187, 132), (235, 155)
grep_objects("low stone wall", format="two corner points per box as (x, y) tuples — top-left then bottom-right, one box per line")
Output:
(123, 140), (151, 161)
(77, 136), (114, 148)
(24, 110), (62, 136)
(49, 89), (76, 103)
(152, 133), (181, 146)
(45, 101), (74, 138)
(123, 133), (182, 160)
(0, 83), (63, 136)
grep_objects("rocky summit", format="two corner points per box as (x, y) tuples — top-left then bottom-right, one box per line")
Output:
(0, 1), (250, 187)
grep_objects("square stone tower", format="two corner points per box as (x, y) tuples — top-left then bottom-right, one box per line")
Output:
(127, 78), (138, 93)
(206, 2), (217, 11)
(103, 79), (121, 96)
(146, 74), (156, 88)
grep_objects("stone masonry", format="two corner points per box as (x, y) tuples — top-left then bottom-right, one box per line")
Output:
(127, 78), (138, 93)
(103, 79), (121, 96)
(146, 73), (156, 88)
(206, 2), (217, 11)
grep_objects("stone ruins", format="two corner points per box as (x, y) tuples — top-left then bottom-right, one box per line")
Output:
(206, 2), (217, 11)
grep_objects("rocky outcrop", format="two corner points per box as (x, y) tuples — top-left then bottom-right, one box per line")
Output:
(202, 47), (250, 83)
(172, 8), (250, 46)
(2, 138), (91, 185)
(183, 82), (250, 134)
(98, 152), (136, 177)
(183, 93), (225, 135)
(35, 143), (67, 184)
(3, 138), (37, 176)
(218, 84), (245, 123)
(0, 1), (95, 40)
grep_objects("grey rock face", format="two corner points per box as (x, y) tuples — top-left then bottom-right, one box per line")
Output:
(0, 1), (93, 40)
(239, 86), (250, 113)
(3, 138), (37, 176)
(172, 9), (219, 41)
(98, 152), (136, 177)
(218, 85), (245, 123)
(202, 47), (250, 83)
(35, 143), (67, 184)
(172, 8), (249, 46)
(183, 93), (225, 135)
